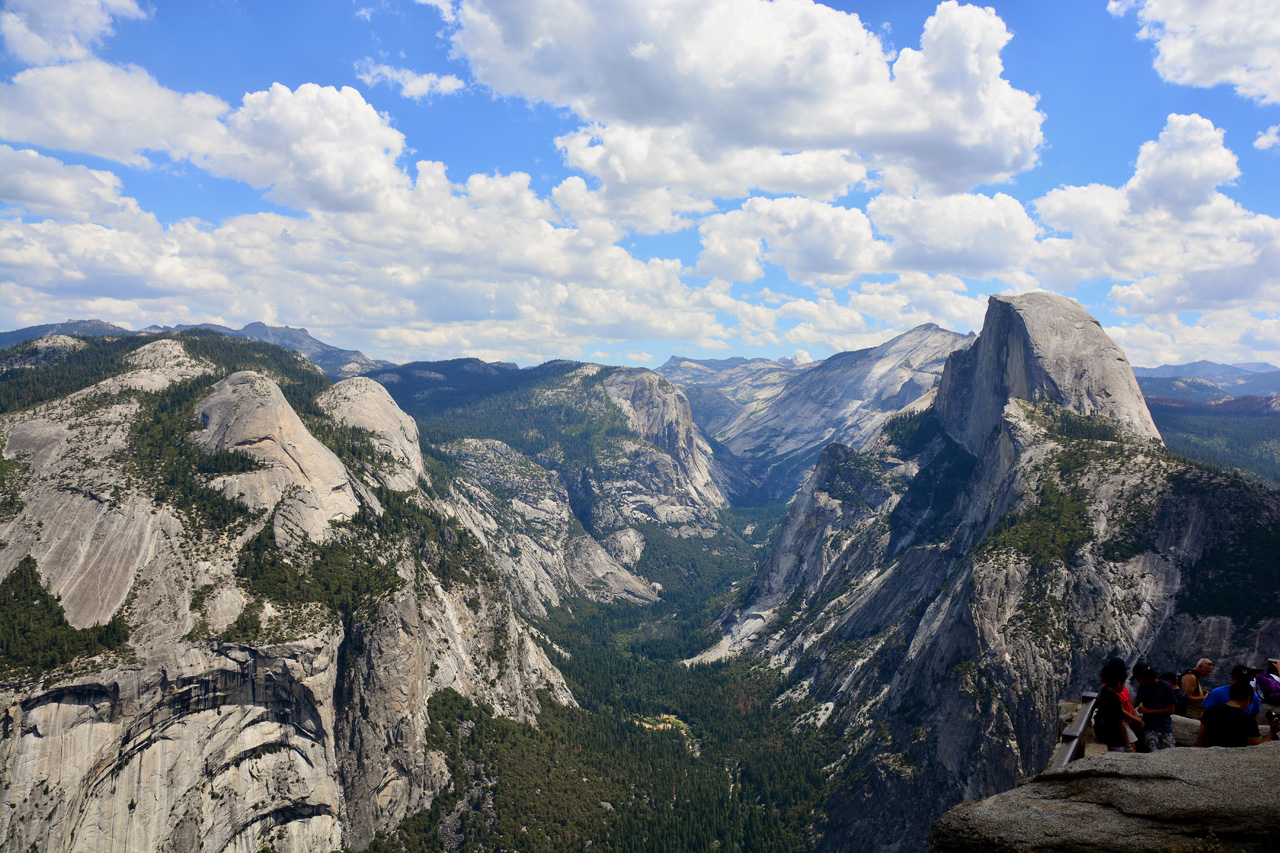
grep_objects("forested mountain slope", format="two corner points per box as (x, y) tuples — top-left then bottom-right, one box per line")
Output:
(0, 319), (391, 379)
(0, 330), (796, 852)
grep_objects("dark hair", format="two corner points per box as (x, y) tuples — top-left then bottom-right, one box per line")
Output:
(1101, 662), (1127, 687)
(1160, 671), (1178, 683)
(1229, 681), (1254, 703)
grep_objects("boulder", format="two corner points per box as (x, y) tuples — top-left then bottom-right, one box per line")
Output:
(929, 742), (1280, 852)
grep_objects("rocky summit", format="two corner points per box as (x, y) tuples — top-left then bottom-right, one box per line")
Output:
(1, 299), (1277, 853)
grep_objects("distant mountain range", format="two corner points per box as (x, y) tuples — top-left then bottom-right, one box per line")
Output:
(1129, 359), (1280, 403)
(0, 319), (392, 379)
(1131, 359), (1278, 378)
(657, 324), (974, 500)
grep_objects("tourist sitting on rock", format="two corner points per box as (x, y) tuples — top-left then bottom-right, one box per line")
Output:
(1198, 681), (1278, 747)
(1255, 659), (1280, 712)
(1160, 670), (1188, 717)
(1094, 660), (1142, 752)
(1181, 658), (1213, 719)
(1133, 663), (1176, 751)
(1201, 665), (1261, 722)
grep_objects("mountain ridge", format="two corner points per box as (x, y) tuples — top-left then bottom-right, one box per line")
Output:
(0, 318), (393, 380)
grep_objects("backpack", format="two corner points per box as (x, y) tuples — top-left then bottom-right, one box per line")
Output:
(1256, 672), (1280, 705)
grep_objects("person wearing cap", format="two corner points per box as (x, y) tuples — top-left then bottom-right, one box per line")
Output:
(1181, 659), (1213, 720)
(1197, 681), (1279, 747)
(1132, 663), (1177, 751)
(1201, 665), (1261, 722)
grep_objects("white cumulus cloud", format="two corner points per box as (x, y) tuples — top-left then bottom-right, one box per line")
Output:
(696, 197), (887, 287)
(0, 0), (144, 65)
(449, 0), (1043, 228)
(0, 62), (409, 211)
(867, 192), (1039, 282)
(1110, 0), (1280, 104)
(1034, 113), (1280, 318)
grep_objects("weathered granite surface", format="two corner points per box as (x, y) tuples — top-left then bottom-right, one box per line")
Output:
(936, 293), (1160, 457)
(659, 324), (972, 499)
(930, 743), (1280, 853)
(0, 339), (577, 852)
(194, 371), (360, 546)
(317, 377), (425, 492)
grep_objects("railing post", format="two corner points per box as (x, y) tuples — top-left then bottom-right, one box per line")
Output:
(1048, 691), (1099, 770)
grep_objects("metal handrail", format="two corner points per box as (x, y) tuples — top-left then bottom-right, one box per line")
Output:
(1048, 691), (1099, 770)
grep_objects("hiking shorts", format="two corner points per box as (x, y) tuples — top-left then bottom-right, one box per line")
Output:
(1143, 730), (1176, 751)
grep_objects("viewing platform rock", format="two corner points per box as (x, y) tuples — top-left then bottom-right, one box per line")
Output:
(929, 701), (1280, 852)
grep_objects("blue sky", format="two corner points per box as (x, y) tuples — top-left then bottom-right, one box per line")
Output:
(1, 0), (1278, 368)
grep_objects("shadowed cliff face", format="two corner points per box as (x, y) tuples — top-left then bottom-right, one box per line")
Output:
(704, 293), (1280, 853)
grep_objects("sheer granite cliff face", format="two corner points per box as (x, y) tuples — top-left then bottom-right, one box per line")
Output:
(935, 292), (1160, 458)
(704, 293), (1280, 852)
(0, 340), (573, 853)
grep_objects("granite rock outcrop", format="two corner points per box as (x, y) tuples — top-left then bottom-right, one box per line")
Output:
(0, 336), (575, 852)
(194, 371), (360, 546)
(317, 377), (425, 492)
(659, 325), (972, 499)
(930, 744), (1280, 853)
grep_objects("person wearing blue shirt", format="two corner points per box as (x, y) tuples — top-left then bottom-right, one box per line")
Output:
(1201, 664), (1261, 721)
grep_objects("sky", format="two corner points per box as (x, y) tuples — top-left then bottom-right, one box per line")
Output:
(0, 0), (1278, 369)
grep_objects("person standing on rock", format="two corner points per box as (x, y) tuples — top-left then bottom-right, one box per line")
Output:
(1181, 659), (1213, 719)
(1197, 681), (1278, 747)
(1133, 663), (1177, 751)
(1094, 660), (1142, 752)
(1105, 657), (1145, 748)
